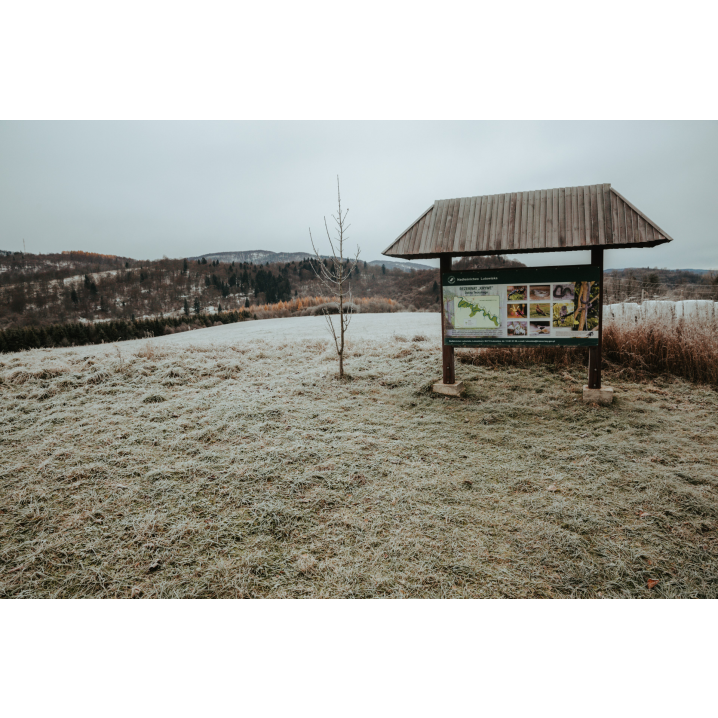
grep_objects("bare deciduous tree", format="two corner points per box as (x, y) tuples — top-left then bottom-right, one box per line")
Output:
(309, 178), (360, 379)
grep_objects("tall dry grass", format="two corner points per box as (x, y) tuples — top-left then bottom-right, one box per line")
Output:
(457, 319), (718, 386)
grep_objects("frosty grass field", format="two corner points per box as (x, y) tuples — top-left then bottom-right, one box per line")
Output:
(1, 313), (717, 598)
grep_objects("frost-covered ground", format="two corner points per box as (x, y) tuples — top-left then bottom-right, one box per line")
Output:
(1, 317), (717, 598)
(74, 312), (442, 355)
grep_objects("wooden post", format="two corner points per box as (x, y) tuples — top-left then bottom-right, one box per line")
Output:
(587, 247), (604, 389)
(440, 254), (455, 384)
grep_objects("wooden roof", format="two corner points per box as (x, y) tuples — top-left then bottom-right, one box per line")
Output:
(383, 184), (673, 259)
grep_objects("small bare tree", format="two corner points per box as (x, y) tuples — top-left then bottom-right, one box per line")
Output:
(309, 178), (360, 379)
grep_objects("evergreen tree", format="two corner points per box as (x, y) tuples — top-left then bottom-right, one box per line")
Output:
(244, 298), (250, 308)
(382, 264), (386, 274)
(183, 298), (189, 316)
(70, 288), (79, 304)
(193, 297), (201, 314)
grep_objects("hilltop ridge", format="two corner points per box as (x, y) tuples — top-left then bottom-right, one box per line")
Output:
(189, 249), (434, 272)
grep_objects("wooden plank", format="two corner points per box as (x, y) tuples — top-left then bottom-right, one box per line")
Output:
(583, 185), (592, 245)
(481, 194), (495, 252)
(452, 197), (466, 253)
(436, 199), (452, 253)
(464, 195), (475, 250)
(484, 194), (494, 252)
(430, 199), (447, 255)
(402, 225), (412, 257)
(436, 199), (451, 253)
(550, 188), (557, 248)
(538, 189), (547, 248)
(419, 204), (437, 255)
(510, 192), (520, 249)
(525, 191), (534, 249)
(589, 185), (599, 245)
(410, 214), (426, 255)
(602, 184), (613, 246)
(498, 192), (508, 250)
(637, 212), (646, 243)
(486, 194), (498, 251)
(507, 191), (515, 249)
(416, 204), (431, 255)
(419, 202), (437, 255)
(405, 219), (419, 255)
(489, 193), (501, 252)
(627, 206), (636, 244)
(519, 191), (528, 249)
(502, 192), (511, 250)
(477, 195), (489, 252)
(469, 195), (484, 253)
(625, 199), (634, 244)
(644, 211), (655, 242)
(435, 199), (448, 252)
(558, 187), (566, 247)
(548, 187), (561, 247)
(460, 196), (476, 253)
(445, 198), (461, 252)
(617, 193), (626, 244)
(610, 188), (620, 245)
(525, 191), (532, 249)
(499, 193), (510, 251)
(596, 184), (606, 244)
(532, 190), (541, 249)
(417, 211), (431, 254)
(577, 186), (585, 246)
(566, 187), (580, 247)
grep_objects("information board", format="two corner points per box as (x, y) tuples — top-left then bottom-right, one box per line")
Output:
(442, 265), (600, 346)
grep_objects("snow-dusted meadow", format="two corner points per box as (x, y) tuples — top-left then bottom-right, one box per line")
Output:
(1, 312), (717, 598)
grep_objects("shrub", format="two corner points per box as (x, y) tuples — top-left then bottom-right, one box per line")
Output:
(457, 319), (718, 386)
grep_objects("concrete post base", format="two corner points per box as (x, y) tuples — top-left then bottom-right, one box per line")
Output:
(432, 380), (465, 397)
(583, 385), (614, 405)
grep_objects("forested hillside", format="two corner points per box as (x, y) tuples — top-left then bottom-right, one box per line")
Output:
(0, 249), (525, 331)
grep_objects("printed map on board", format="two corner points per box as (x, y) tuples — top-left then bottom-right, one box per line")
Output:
(453, 296), (500, 329)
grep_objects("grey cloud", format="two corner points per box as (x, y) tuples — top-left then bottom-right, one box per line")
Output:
(0, 121), (715, 269)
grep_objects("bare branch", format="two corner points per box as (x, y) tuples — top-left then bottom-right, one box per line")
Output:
(308, 176), (360, 379)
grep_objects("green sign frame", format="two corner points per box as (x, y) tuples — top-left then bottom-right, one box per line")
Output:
(441, 264), (601, 347)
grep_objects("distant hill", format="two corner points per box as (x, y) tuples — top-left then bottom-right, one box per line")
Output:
(190, 249), (434, 272)
(367, 259), (435, 272)
(608, 268), (715, 274)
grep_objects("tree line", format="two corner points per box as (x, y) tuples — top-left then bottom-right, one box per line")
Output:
(0, 310), (252, 354)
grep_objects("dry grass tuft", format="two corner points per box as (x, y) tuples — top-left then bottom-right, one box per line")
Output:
(458, 319), (718, 387)
(1, 335), (717, 598)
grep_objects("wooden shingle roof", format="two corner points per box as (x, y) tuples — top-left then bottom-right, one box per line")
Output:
(383, 184), (673, 259)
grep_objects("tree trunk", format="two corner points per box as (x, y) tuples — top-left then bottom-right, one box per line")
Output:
(338, 273), (344, 378)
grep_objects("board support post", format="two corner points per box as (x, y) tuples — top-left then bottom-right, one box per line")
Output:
(587, 247), (604, 389)
(583, 246), (613, 404)
(440, 255), (455, 385)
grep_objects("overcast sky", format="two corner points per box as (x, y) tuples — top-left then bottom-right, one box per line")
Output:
(0, 121), (715, 270)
